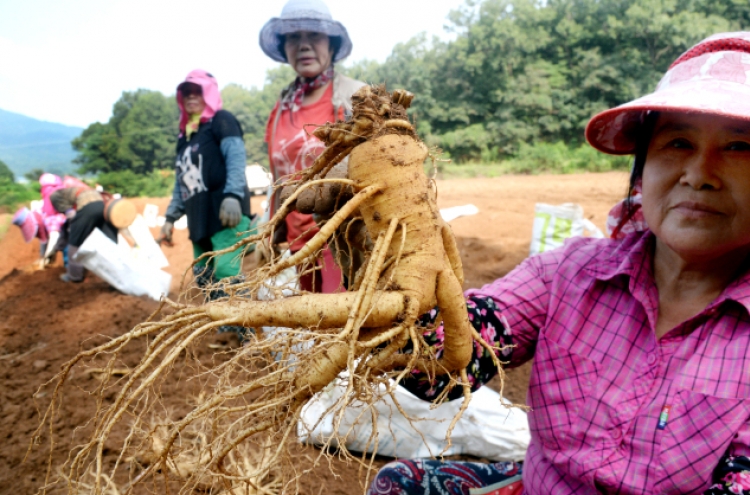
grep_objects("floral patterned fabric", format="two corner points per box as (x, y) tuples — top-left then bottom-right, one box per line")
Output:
(280, 66), (335, 113)
(605, 181), (647, 239)
(397, 296), (514, 402)
(707, 456), (750, 494)
(367, 459), (522, 495)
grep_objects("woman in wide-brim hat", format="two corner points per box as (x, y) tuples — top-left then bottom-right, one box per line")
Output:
(366, 31), (750, 495)
(260, 0), (365, 294)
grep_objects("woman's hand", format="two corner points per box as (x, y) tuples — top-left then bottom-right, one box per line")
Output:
(281, 162), (353, 216)
(327, 216), (371, 284)
(158, 221), (174, 246)
(219, 197), (242, 228)
(278, 162), (366, 277)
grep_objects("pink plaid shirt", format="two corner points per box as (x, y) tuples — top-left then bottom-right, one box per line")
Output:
(468, 231), (750, 494)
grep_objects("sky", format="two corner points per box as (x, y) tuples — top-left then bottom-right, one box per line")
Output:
(0, 0), (467, 129)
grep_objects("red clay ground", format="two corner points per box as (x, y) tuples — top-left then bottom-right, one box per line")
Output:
(0, 172), (630, 495)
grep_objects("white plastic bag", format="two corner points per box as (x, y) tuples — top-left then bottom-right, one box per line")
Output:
(257, 250), (306, 360)
(257, 249), (298, 301)
(127, 214), (170, 269)
(142, 203), (160, 228)
(299, 377), (530, 461)
(440, 204), (479, 223)
(529, 203), (603, 255)
(75, 228), (172, 301)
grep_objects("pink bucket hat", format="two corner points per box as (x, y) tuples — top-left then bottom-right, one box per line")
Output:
(586, 31), (750, 155)
(12, 207), (38, 243)
(176, 69), (222, 133)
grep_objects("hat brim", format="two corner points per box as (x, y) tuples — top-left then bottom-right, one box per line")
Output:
(259, 18), (353, 63)
(17, 215), (38, 243)
(586, 78), (750, 155)
(176, 81), (202, 94)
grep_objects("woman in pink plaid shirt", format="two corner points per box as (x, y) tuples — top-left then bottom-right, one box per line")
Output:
(368, 32), (750, 495)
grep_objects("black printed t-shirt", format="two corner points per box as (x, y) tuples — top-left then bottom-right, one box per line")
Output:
(174, 110), (249, 242)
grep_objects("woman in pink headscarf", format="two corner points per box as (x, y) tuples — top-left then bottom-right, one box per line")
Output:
(12, 207), (51, 265)
(11, 173), (68, 267)
(160, 70), (254, 316)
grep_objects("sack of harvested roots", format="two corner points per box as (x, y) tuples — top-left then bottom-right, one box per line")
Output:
(35, 85), (504, 494)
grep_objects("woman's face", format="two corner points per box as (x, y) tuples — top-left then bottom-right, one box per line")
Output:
(182, 85), (206, 116)
(284, 31), (332, 78)
(642, 112), (750, 261)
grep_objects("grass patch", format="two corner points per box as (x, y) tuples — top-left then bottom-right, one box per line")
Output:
(425, 161), (511, 178)
(426, 142), (632, 179)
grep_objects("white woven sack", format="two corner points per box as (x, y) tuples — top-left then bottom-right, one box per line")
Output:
(530, 203), (603, 255)
(127, 215), (170, 269)
(298, 377), (530, 462)
(75, 228), (171, 301)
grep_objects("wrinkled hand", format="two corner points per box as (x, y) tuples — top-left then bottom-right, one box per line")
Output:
(158, 220), (174, 246)
(280, 162), (354, 216)
(43, 251), (57, 267)
(276, 161), (371, 282)
(219, 197), (242, 228)
(328, 217), (372, 285)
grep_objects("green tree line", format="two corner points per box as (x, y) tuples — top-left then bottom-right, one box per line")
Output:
(0, 159), (39, 213)
(70, 0), (750, 195)
(343, 0), (748, 161)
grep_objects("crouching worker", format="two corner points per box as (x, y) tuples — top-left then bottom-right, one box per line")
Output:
(12, 206), (60, 268)
(50, 187), (135, 283)
(159, 69), (255, 338)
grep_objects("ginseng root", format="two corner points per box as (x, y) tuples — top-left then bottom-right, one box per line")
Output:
(35, 85), (503, 495)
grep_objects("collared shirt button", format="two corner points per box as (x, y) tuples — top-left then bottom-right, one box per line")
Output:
(647, 354), (657, 365)
(612, 428), (622, 439)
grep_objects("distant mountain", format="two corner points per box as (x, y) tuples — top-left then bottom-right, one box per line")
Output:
(0, 108), (83, 179)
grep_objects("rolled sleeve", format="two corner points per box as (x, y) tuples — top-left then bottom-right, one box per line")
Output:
(221, 136), (247, 200)
(467, 252), (554, 368)
(165, 173), (185, 223)
(397, 251), (556, 402)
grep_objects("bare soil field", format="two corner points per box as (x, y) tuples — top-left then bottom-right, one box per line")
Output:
(0, 172), (630, 494)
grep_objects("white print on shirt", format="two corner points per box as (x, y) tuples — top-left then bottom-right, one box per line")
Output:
(176, 145), (208, 200)
(271, 129), (325, 178)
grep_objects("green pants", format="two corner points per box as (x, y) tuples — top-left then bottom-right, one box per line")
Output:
(192, 215), (257, 280)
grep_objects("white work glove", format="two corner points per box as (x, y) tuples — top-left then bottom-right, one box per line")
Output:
(219, 196), (242, 228)
(45, 231), (60, 259)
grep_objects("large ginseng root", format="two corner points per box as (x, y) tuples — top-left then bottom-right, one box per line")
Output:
(35, 85), (504, 495)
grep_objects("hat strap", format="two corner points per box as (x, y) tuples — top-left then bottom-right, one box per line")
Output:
(669, 38), (750, 69)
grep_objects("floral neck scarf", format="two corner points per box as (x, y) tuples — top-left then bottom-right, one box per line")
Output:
(280, 66), (334, 113)
(185, 114), (201, 141)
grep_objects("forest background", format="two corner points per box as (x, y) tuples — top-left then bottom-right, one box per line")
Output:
(3, 0), (750, 207)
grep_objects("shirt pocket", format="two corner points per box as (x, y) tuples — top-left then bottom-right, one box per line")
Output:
(528, 336), (602, 451)
(657, 386), (750, 494)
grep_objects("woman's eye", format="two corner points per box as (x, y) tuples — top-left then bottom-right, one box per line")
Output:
(667, 138), (692, 149)
(726, 141), (750, 151)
